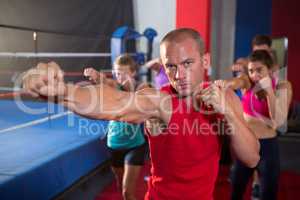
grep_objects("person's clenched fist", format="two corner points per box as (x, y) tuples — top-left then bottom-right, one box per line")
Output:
(22, 61), (66, 98)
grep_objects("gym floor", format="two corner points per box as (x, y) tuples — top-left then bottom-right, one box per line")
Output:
(59, 134), (300, 200)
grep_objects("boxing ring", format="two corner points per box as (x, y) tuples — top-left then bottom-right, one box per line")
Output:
(0, 26), (157, 199)
(0, 99), (110, 200)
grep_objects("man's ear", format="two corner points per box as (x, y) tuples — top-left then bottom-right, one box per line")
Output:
(202, 53), (211, 70)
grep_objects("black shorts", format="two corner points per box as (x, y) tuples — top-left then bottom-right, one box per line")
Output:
(108, 143), (147, 168)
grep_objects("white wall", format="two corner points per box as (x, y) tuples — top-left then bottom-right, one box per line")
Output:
(132, 0), (176, 58)
(133, 0), (237, 81)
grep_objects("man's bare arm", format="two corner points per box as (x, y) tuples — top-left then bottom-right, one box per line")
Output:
(22, 62), (171, 125)
(199, 85), (260, 168)
(224, 89), (260, 168)
(220, 74), (251, 90)
(62, 84), (165, 124)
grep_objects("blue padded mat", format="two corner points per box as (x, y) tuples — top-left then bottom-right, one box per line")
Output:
(0, 100), (110, 200)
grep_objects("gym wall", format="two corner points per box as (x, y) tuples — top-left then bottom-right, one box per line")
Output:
(0, 0), (134, 87)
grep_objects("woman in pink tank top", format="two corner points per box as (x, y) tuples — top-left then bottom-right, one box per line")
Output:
(217, 50), (293, 200)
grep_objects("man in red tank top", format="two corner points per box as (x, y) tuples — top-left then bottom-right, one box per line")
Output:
(143, 29), (260, 200)
(22, 28), (260, 200)
(144, 83), (224, 200)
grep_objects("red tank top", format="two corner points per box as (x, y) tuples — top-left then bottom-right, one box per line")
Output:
(145, 84), (222, 200)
